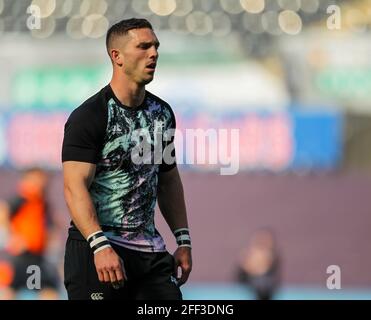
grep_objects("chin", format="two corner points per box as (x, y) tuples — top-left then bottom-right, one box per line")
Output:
(141, 76), (154, 85)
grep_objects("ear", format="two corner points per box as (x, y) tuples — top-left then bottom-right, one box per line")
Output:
(111, 49), (123, 67)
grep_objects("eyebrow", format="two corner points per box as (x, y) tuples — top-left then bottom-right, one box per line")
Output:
(138, 40), (160, 47)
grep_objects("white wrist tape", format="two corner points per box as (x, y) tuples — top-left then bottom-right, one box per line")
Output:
(173, 228), (192, 248)
(87, 230), (111, 254)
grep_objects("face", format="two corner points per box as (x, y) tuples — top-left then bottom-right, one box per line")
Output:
(251, 230), (275, 249)
(21, 170), (49, 196)
(112, 28), (160, 86)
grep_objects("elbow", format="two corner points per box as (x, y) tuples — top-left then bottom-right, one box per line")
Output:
(63, 180), (89, 204)
(157, 181), (166, 194)
(157, 179), (174, 194)
(63, 183), (73, 205)
(64, 181), (81, 204)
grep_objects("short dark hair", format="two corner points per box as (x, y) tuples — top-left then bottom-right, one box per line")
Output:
(106, 18), (153, 58)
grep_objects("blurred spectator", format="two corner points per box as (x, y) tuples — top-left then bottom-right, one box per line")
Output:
(236, 228), (281, 300)
(0, 168), (60, 299)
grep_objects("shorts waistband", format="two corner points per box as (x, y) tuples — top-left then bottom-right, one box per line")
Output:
(68, 225), (133, 241)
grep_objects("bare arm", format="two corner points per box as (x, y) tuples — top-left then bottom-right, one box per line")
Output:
(0, 201), (10, 229)
(63, 161), (126, 286)
(63, 161), (101, 238)
(157, 166), (189, 232)
(158, 166), (192, 286)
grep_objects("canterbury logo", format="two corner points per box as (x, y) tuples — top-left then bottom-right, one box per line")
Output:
(90, 292), (104, 300)
(170, 276), (179, 286)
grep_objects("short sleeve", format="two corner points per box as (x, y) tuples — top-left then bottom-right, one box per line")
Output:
(62, 104), (107, 164)
(159, 106), (177, 173)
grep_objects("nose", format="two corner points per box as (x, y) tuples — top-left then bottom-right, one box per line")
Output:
(150, 46), (159, 60)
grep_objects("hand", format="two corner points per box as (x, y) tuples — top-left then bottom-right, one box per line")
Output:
(173, 246), (192, 287)
(94, 246), (127, 289)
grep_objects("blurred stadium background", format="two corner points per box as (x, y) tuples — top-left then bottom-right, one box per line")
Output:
(1, 0), (371, 299)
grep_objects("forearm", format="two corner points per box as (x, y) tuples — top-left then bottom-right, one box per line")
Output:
(0, 201), (10, 229)
(65, 183), (125, 285)
(158, 169), (192, 284)
(64, 184), (101, 239)
(157, 173), (188, 232)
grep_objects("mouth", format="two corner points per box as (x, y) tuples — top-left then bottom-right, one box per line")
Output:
(145, 62), (157, 71)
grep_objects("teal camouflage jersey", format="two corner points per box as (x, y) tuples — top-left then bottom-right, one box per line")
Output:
(62, 85), (176, 252)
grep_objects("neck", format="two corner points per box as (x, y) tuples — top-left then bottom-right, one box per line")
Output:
(110, 72), (146, 108)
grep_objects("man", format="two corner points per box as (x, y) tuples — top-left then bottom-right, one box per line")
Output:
(236, 228), (281, 300)
(62, 18), (192, 300)
(0, 168), (60, 300)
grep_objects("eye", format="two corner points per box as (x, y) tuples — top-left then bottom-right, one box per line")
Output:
(139, 43), (151, 49)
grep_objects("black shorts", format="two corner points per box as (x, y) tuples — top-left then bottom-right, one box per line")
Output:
(64, 229), (182, 300)
(10, 252), (59, 291)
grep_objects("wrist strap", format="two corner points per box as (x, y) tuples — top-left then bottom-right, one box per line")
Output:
(87, 230), (111, 254)
(173, 228), (192, 248)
